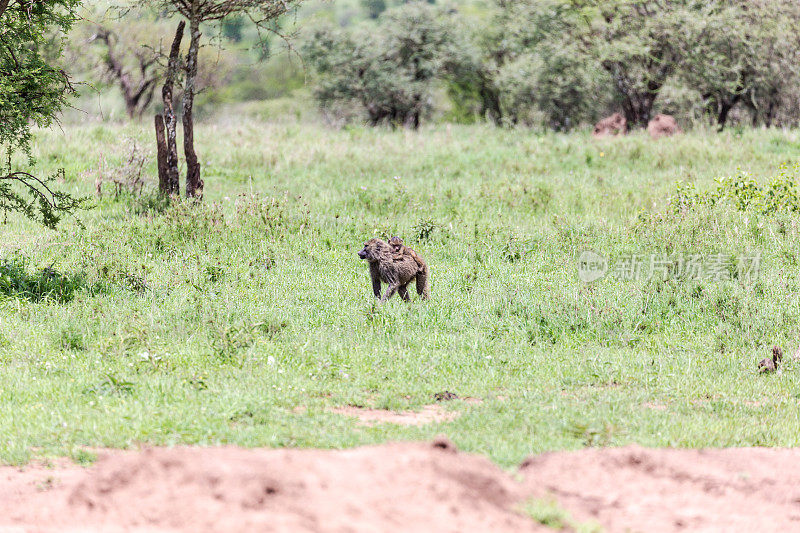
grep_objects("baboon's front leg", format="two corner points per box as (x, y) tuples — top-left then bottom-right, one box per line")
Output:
(372, 277), (382, 298)
(398, 283), (410, 302)
(370, 263), (382, 298)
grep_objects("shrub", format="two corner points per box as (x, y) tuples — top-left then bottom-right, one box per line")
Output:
(303, 3), (469, 128)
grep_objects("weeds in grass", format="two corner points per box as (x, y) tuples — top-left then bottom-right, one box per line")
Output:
(528, 184), (553, 212)
(71, 449), (97, 466)
(134, 351), (167, 373)
(85, 374), (135, 396)
(501, 233), (533, 263)
(57, 326), (85, 351)
(0, 256), (94, 303)
(414, 217), (437, 241)
(519, 497), (603, 532)
(567, 422), (620, 447)
(672, 166), (800, 214)
(209, 321), (285, 365)
(184, 373), (208, 391)
(95, 139), (150, 200)
(131, 191), (171, 216)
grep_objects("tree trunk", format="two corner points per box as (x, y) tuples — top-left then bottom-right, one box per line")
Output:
(163, 20), (184, 197)
(479, 80), (503, 126)
(620, 92), (657, 129)
(764, 88), (778, 128)
(608, 63), (667, 129)
(716, 103), (732, 132)
(716, 94), (741, 132)
(183, 17), (203, 200)
(154, 115), (169, 194)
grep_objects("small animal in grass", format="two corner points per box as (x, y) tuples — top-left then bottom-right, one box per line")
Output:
(357, 238), (429, 301)
(388, 236), (426, 269)
(758, 345), (783, 373)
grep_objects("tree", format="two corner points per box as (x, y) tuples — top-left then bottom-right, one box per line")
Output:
(0, 0), (85, 228)
(587, 1), (686, 128)
(149, 0), (305, 200)
(304, 3), (468, 129)
(675, 0), (800, 130)
(495, 0), (800, 131)
(90, 26), (162, 119)
(439, 15), (505, 125)
(491, 0), (609, 129)
(496, 0), (710, 129)
(734, 0), (800, 128)
(361, 0), (387, 20)
(495, 42), (606, 130)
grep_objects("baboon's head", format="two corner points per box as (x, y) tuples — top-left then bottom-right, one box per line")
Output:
(388, 236), (404, 251)
(358, 238), (388, 262)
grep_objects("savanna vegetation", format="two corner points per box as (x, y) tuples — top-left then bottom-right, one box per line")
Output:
(3, 120), (800, 465)
(3, 0), (800, 469)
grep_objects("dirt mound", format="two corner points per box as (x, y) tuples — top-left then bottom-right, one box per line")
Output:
(647, 113), (682, 138)
(593, 112), (627, 137)
(0, 442), (537, 533)
(520, 445), (800, 532)
(3, 443), (800, 532)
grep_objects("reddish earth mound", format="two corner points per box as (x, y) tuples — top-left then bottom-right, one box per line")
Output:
(593, 112), (627, 137)
(647, 113), (682, 138)
(2, 443), (800, 532)
(521, 445), (800, 532)
(0, 440), (537, 533)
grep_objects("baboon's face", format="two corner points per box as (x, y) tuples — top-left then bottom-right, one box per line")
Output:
(388, 236), (404, 250)
(358, 238), (383, 261)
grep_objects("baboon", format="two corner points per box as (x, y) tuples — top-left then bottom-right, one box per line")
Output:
(758, 345), (783, 373)
(358, 238), (429, 301)
(388, 236), (426, 269)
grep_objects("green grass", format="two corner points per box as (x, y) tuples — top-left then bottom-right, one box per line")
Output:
(2, 121), (800, 465)
(519, 496), (603, 532)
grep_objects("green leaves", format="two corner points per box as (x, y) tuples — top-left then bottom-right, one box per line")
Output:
(671, 168), (800, 215)
(1, 0), (79, 150)
(303, 3), (472, 128)
(0, 170), (88, 229)
(0, 0), (84, 228)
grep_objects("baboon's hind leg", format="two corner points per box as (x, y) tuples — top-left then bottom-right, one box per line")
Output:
(416, 266), (430, 300)
(398, 283), (411, 302)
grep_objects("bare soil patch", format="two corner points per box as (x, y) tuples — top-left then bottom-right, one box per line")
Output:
(0, 441), (536, 533)
(2, 443), (800, 532)
(330, 404), (459, 426)
(520, 445), (800, 532)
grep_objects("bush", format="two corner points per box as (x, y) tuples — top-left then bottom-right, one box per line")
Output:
(496, 43), (606, 129)
(303, 2), (469, 128)
(671, 167), (800, 215)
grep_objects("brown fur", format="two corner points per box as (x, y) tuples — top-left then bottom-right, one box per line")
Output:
(358, 238), (429, 301)
(388, 236), (426, 269)
(758, 345), (783, 373)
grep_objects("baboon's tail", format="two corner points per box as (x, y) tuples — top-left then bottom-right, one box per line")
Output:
(416, 263), (430, 300)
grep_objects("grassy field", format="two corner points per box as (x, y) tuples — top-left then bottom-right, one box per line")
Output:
(2, 120), (800, 466)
